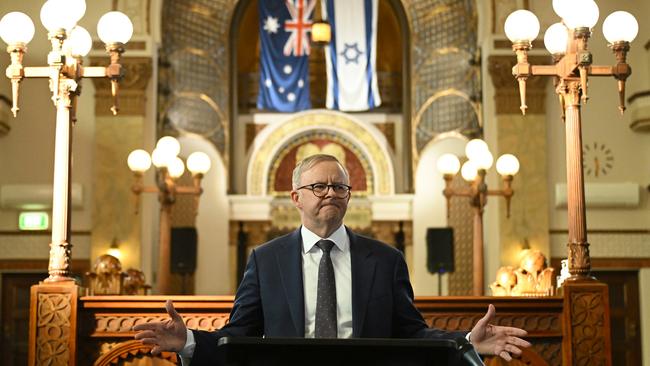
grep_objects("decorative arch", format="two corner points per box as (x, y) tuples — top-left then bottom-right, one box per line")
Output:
(93, 340), (176, 365)
(246, 110), (395, 196)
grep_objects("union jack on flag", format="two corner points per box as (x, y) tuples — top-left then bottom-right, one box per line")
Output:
(283, 0), (316, 56)
(257, 0), (313, 112)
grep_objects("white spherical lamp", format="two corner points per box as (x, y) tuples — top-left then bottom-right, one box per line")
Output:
(460, 161), (478, 182)
(504, 10), (540, 43)
(436, 154), (461, 175)
(563, 0), (599, 29)
(127, 149), (151, 173)
(97, 11), (133, 44)
(167, 157), (186, 178)
(0, 12), (35, 45)
(496, 154), (520, 176)
(156, 136), (181, 157)
(40, 0), (79, 32)
(544, 23), (569, 55)
(65, 26), (92, 56)
(187, 152), (211, 175)
(602, 11), (638, 43)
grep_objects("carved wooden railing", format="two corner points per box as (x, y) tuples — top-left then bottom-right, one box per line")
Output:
(28, 280), (610, 365)
(73, 295), (562, 365)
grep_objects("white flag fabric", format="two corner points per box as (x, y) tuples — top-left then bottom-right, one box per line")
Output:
(322, 0), (381, 111)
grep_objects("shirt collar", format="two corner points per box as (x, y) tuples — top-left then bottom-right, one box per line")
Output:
(301, 224), (348, 254)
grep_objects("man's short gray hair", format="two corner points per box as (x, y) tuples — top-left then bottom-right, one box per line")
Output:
(291, 154), (349, 189)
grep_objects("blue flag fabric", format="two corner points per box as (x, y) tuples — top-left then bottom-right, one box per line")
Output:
(257, 0), (315, 112)
(323, 0), (381, 111)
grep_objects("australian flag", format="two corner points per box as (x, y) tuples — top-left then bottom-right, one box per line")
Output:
(257, 0), (315, 112)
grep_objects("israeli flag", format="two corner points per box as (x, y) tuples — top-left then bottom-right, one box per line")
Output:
(323, 0), (381, 111)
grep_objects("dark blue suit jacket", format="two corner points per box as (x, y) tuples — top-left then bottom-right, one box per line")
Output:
(190, 227), (465, 364)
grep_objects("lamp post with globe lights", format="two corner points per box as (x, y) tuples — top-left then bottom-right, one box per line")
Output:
(0, 0), (133, 282)
(504, 2), (638, 363)
(437, 139), (520, 295)
(504, 0), (638, 282)
(128, 136), (211, 294)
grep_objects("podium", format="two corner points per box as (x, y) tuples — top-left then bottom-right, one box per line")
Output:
(217, 337), (470, 366)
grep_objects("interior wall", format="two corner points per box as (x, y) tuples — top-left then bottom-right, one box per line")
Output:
(178, 136), (230, 295)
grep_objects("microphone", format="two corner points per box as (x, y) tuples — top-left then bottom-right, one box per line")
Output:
(455, 337), (485, 366)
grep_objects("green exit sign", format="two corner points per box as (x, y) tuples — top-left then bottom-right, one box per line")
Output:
(19, 212), (49, 230)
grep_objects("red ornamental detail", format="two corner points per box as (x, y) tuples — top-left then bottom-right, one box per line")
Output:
(284, 0), (316, 56)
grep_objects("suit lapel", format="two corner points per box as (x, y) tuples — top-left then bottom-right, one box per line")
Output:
(349, 228), (376, 337)
(275, 229), (305, 336)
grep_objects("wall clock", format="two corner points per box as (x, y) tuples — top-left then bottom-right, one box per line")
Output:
(583, 142), (614, 178)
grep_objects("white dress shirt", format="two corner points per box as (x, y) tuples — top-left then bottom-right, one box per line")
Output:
(301, 224), (353, 338)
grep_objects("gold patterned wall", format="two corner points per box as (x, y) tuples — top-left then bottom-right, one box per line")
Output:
(159, 0), (481, 182)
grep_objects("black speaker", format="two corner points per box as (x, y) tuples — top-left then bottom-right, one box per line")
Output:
(426, 228), (454, 274)
(171, 227), (197, 274)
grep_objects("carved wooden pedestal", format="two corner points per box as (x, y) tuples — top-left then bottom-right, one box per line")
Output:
(28, 281), (81, 366)
(562, 280), (612, 366)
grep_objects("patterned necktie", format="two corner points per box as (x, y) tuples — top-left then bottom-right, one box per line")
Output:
(314, 239), (337, 338)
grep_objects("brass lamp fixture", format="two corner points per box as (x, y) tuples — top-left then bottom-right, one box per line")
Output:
(0, 0), (133, 282)
(127, 136), (211, 294)
(311, 18), (331, 46)
(504, 0), (638, 280)
(437, 139), (520, 295)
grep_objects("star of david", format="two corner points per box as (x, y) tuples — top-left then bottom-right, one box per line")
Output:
(339, 43), (363, 64)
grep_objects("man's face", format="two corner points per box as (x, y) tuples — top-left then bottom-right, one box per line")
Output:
(291, 160), (351, 229)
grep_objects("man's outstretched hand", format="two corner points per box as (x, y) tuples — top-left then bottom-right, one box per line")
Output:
(134, 300), (187, 355)
(470, 304), (531, 361)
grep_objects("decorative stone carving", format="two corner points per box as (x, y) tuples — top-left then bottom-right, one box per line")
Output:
(89, 57), (153, 116)
(93, 340), (176, 366)
(488, 55), (550, 115)
(490, 249), (556, 296)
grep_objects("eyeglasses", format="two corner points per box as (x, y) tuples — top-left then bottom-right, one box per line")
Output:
(296, 183), (352, 198)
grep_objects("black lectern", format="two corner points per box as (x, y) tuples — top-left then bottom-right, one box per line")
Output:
(217, 337), (469, 366)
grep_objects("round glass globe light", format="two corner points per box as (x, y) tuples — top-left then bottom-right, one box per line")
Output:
(0, 12), (35, 45)
(187, 152), (211, 175)
(504, 9), (540, 43)
(40, 0), (79, 32)
(65, 26), (92, 56)
(552, 0), (571, 20)
(151, 148), (173, 168)
(167, 157), (186, 178)
(473, 150), (494, 170)
(544, 23), (569, 54)
(97, 11), (133, 44)
(563, 0), (599, 29)
(156, 136), (181, 157)
(460, 161), (478, 182)
(127, 149), (151, 172)
(68, 0), (87, 25)
(602, 11), (638, 43)
(496, 154), (520, 176)
(436, 153), (461, 175)
(465, 139), (489, 161)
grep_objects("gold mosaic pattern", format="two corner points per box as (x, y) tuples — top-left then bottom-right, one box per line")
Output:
(159, 0), (480, 181)
(248, 112), (392, 196)
(268, 131), (374, 196)
(159, 0), (233, 159)
(402, 0), (481, 163)
(447, 174), (474, 296)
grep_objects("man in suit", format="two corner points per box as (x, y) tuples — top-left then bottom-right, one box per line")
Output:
(135, 154), (530, 365)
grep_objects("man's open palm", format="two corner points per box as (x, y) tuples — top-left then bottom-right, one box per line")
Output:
(470, 304), (532, 361)
(134, 300), (187, 355)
